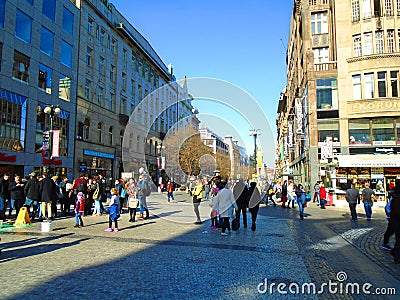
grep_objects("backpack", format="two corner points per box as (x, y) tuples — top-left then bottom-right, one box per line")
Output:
(78, 179), (87, 193)
(142, 181), (151, 197)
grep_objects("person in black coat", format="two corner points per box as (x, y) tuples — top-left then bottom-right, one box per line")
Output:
(233, 179), (249, 228)
(24, 172), (41, 220)
(0, 173), (11, 221)
(9, 174), (26, 218)
(39, 173), (58, 220)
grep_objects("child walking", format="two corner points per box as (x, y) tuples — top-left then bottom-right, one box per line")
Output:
(105, 188), (120, 232)
(74, 192), (85, 228)
(210, 208), (219, 230)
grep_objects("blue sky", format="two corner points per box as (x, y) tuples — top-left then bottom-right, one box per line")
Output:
(111, 0), (293, 167)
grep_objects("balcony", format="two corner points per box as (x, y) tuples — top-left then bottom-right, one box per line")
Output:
(314, 61), (337, 72)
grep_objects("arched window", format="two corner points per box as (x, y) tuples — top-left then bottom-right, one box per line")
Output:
(108, 126), (113, 145)
(83, 118), (90, 140)
(97, 122), (102, 143)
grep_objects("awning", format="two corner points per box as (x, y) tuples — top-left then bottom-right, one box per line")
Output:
(337, 155), (400, 167)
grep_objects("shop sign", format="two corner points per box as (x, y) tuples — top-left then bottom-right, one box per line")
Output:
(0, 153), (16, 162)
(375, 147), (395, 153)
(295, 99), (304, 135)
(284, 136), (288, 156)
(351, 100), (400, 112)
(373, 141), (396, 146)
(288, 121), (294, 148)
(84, 149), (115, 159)
(337, 154), (400, 167)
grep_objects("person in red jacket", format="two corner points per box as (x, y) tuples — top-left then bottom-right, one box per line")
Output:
(319, 183), (327, 209)
(74, 192), (85, 228)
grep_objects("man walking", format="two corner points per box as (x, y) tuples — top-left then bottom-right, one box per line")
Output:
(0, 173), (10, 221)
(166, 180), (175, 202)
(346, 182), (360, 221)
(233, 179), (248, 228)
(136, 174), (150, 219)
(313, 181), (320, 204)
(361, 182), (375, 220)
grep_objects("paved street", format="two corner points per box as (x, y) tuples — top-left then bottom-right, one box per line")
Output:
(0, 192), (399, 299)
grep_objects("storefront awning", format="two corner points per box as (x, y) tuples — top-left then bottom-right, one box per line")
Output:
(337, 154), (400, 167)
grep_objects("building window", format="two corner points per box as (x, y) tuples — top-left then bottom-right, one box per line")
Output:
(100, 27), (106, 45)
(0, 93), (26, 152)
(123, 48), (127, 66)
(362, 32), (373, 55)
(107, 34), (111, 49)
(40, 27), (54, 56)
(85, 79), (91, 100)
(372, 118), (395, 141)
(318, 120), (340, 143)
(138, 85), (142, 100)
(42, 0), (56, 22)
(313, 47), (329, 63)
(59, 74), (71, 101)
(397, 0), (400, 15)
(378, 71), (387, 97)
(110, 64), (115, 81)
(36, 104), (69, 156)
(107, 93), (114, 111)
(387, 30), (395, 53)
(62, 7), (74, 35)
(97, 122), (103, 143)
(362, 0), (372, 19)
(375, 31), (384, 54)
(83, 118), (90, 140)
(108, 126), (113, 144)
(349, 119), (371, 144)
(120, 129), (124, 146)
(38, 64), (52, 94)
(353, 35), (362, 57)
(131, 79), (136, 96)
(311, 12), (328, 34)
(385, 0), (393, 16)
(120, 96), (126, 114)
(352, 0), (360, 21)
(99, 56), (105, 75)
(122, 73), (127, 90)
(88, 16), (94, 35)
(0, 0), (5, 28)
(15, 10), (32, 43)
(391, 71), (399, 97)
(352, 74), (362, 100)
(61, 41), (72, 68)
(95, 24), (99, 39)
(111, 38), (117, 54)
(316, 78), (338, 109)
(364, 73), (374, 99)
(12, 51), (30, 83)
(86, 47), (92, 66)
(97, 86), (104, 105)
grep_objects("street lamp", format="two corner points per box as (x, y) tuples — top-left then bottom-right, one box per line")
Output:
(44, 105), (61, 172)
(249, 129), (261, 174)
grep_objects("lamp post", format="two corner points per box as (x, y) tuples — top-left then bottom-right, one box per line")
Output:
(249, 129), (261, 175)
(44, 105), (61, 173)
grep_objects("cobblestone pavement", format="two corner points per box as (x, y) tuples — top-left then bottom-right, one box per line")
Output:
(0, 193), (399, 299)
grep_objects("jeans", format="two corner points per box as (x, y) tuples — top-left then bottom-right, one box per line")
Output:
(93, 200), (101, 215)
(167, 192), (174, 202)
(249, 204), (260, 225)
(75, 212), (83, 225)
(364, 202), (372, 219)
(235, 205), (247, 227)
(193, 202), (201, 222)
(349, 203), (357, 220)
(0, 196), (4, 213)
(298, 201), (304, 218)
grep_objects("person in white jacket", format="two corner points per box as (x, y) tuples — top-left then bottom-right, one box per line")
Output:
(211, 182), (238, 236)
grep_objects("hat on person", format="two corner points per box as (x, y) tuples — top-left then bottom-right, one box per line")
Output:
(77, 192), (83, 197)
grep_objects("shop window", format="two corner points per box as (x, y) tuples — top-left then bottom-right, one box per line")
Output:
(0, 0), (5, 28)
(378, 72), (387, 97)
(62, 7), (74, 36)
(372, 118), (395, 141)
(352, 75), (362, 100)
(0, 93), (26, 152)
(97, 122), (102, 143)
(349, 119), (371, 144)
(108, 126), (113, 145)
(12, 51), (30, 83)
(316, 78), (337, 109)
(38, 64), (52, 94)
(42, 0), (56, 22)
(15, 10), (32, 43)
(61, 41), (73, 68)
(391, 71), (399, 97)
(40, 27), (54, 57)
(59, 74), (70, 101)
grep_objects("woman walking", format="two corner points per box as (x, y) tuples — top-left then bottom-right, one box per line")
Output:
(192, 179), (204, 224)
(248, 182), (262, 231)
(295, 183), (306, 220)
(211, 181), (237, 235)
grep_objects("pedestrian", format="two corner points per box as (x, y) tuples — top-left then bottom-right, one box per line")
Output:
(361, 182), (375, 220)
(127, 178), (138, 222)
(136, 174), (150, 219)
(381, 196), (394, 251)
(74, 192), (85, 228)
(24, 172), (40, 220)
(274, 180), (282, 206)
(233, 178), (248, 228)
(51, 176), (60, 218)
(248, 182), (262, 231)
(0, 173), (11, 221)
(166, 180), (175, 202)
(58, 176), (69, 216)
(105, 188), (120, 232)
(286, 181), (295, 209)
(211, 181), (237, 236)
(91, 176), (102, 216)
(192, 179), (204, 224)
(84, 178), (94, 216)
(345, 182), (360, 221)
(9, 174), (25, 218)
(389, 179), (400, 264)
(97, 173), (107, 213)
(39, 172), (58, 221)
(295, 183), (306, 220)
(204, 181), (211, 200)
(319, 182), (327, 209)
(313, 181), (320, 203)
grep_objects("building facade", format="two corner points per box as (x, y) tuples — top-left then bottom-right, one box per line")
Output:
(0, 0), (79, 177)
(277, 0), (400, 204)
